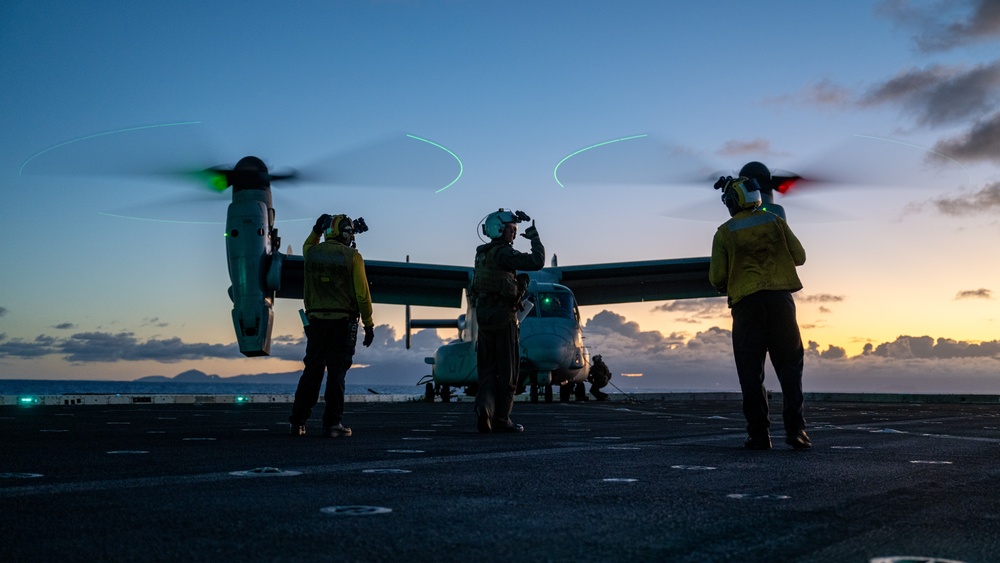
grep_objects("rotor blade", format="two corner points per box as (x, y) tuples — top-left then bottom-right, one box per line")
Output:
(18, 121), (214, 178)
(768, 134), (973, 195)
(295, 133), (463, 193)
(99, 184), (314, 225)
(553, 134), (716, 188)
(662, 194), (857, 224)
(22, 125), (464, 225)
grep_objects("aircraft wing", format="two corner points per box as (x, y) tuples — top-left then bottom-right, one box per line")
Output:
(546, 257), (719, 306)
(277, 255), (472, 308)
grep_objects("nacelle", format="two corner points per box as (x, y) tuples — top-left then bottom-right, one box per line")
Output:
(226, 190), (276, 356)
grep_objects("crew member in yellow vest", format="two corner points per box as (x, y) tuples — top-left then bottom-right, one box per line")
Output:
(290, 213), (374, 438)
(709, 162), (810, 450)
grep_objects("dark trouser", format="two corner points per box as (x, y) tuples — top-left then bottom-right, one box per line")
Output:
(475, 320), (519, 425)
(731, 290), (805, 438)
(290, 318), (355, 427)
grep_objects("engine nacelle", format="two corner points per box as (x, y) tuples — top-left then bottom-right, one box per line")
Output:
(226, 192), (274, 357)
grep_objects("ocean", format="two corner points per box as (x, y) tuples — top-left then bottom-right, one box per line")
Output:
(0, 380), (423, 397)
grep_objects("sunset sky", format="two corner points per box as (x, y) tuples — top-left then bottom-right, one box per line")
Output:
(1, 1), (999, 393)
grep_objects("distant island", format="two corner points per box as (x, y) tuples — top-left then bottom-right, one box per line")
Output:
(135, 369), (301, 384)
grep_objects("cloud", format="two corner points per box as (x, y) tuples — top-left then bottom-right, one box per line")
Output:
(763, 80), (853, 108)
(798, 294), (845, 304)
(6, 310), (1000, 393)
(879, 0), (1000, 52)
(859, 61), (1000, 127)
(0, 307), (6, 318)
(651, 297), (728, 322)
(932, 113), (1000, 163)
(927, 181), (1000, 215)
(142, 317), (170, 328)
(715, 139), (788, 158)
(339, 326), (448, 386)
(873, 334), (1000, 359)
(578, 310), (736, 389)
(807, 341), (848, 360)
(52, 323), (76, 330)
(0, 334), (59, 358)
(955, 288), (993, 300)
(0, 331), (242, 363)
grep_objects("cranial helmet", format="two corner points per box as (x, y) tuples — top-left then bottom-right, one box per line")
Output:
(325, 214), (355, 240)
(734, 178), (762, 210)
(482, 209), (517, 239)
(721, 177), (762, 214)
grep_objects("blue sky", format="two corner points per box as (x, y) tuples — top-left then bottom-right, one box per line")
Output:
(2, 1), (999, 392)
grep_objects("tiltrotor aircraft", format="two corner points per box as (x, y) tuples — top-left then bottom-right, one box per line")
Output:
(218, 156), (718, 402)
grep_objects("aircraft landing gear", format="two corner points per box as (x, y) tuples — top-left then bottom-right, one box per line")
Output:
(423, 383), (454, 402)
(527, 384), (554, 403)
(526, 372), (554, 403)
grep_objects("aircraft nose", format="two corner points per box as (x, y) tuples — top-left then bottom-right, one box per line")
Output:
(520, 333), (570, 371)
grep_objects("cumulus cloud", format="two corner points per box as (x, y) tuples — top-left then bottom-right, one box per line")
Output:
(807, 340), (848, 360)
(52, 323), (76, 330)
(0, 306), (6, 318)
(956, 288), (993, 300)
(6, 309), (1000, 392)
(579, 310), (735, 389)
(879, 0), (1000, 52)
(873, 334), (1000, 359)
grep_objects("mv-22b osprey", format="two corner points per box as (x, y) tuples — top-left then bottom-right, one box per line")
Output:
(222, 156), (719, 402)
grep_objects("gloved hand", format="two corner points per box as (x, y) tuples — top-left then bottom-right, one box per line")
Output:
(313, 214), (332, 235)
(521, 221), (539, 240)
(363, 326), (375, 347)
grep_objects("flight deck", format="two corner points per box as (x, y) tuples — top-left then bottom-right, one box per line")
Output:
(2, 394), (998, 562)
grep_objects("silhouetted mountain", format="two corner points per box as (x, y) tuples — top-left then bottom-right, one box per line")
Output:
(134, 370), (301, 384)
(135, 369), (219, 382)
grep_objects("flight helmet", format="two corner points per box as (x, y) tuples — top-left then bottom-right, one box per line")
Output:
(482, 209), (518, 239)
(325, 214), (356, 241)
(718, 176), (762, 215)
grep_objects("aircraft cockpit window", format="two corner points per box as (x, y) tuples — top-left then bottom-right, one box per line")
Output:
(538, 292), (575, 319)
